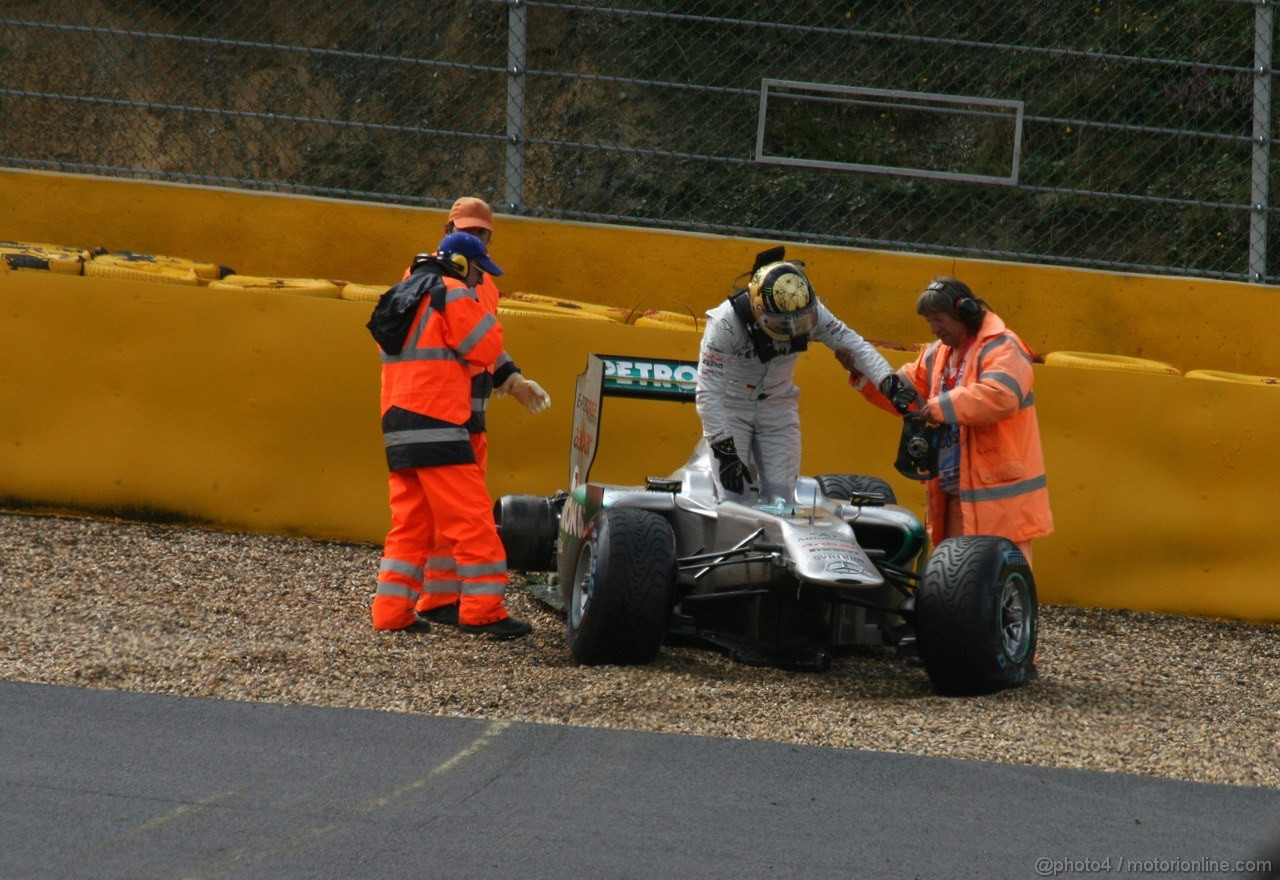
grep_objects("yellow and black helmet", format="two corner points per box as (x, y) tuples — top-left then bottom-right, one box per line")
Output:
(747, 261), (817, 340)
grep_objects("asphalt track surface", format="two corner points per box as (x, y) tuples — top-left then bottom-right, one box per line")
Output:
(2, 681), (1278, 880)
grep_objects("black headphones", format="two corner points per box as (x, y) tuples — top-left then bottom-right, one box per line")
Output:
(927, 279), (981, 321)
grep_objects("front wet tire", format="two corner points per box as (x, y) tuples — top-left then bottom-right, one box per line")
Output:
(567, 508), (676, 665)
(915, 536), (1038, 696)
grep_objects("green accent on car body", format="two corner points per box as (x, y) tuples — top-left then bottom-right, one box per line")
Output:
(892, 518), (927, 566)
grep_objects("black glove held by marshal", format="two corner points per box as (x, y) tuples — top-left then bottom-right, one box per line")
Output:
(879, 373), (925, 416)
(710, 437), (750, 494)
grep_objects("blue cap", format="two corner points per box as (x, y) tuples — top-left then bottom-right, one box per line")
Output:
(437, 230), (503, 277)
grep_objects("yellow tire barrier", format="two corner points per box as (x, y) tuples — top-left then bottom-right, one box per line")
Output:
(497, 300), (617, 321)
(1044, 351), (1181, 376)
(633, 315), (698, 332)
(628, 307), (702, 332)
(88, 250), (231, 282)
(496, 304), (616, 322)
(1185, 369), (1280, 386)
(338, 282), (390, 304)
(208, 275), (343, 298)
(505, 291), (629, 322)
(1, 240), (95, 275)
(85, 261), (200, 286)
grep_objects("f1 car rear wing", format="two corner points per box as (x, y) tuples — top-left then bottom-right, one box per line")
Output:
(570, 353), (698, 490)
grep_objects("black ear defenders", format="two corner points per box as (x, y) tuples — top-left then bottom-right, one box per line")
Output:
(955, 293), (981, 321)
(927, 279), (981, 320)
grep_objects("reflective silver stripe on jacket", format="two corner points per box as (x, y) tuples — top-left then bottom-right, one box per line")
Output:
(455, 312), (497, 358)
(960, 473), (1048, 503)
(939, 389), (959, 424)
(979, 334), (1032, 364)
(983, 370), (1025, 404)
(383, 346), (464, 364)
(383, 427), (471, 447)
(922, 341), (939, 378)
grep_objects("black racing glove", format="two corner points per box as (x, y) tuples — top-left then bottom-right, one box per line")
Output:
(879, 373), (926, 417)
(709, 437), (750, 494)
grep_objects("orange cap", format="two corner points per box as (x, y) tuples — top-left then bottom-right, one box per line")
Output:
(446, 197), (493, 232)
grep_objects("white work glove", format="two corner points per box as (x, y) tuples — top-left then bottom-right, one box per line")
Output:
(513, 378), (551, 414)
(498, 374), (551, 414)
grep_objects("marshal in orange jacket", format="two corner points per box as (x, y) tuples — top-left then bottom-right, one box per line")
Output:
(373, 266), (511, 631)
(379, 271), (505, 468)
(859, 311), (1053, 548)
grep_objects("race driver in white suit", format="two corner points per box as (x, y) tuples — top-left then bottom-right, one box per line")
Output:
(695, 250), (922, 503)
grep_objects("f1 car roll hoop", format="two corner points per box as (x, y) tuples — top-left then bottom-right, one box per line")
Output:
(494, 353), (1038, 696)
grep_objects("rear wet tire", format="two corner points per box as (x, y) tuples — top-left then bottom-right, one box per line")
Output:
(493, 494), (559, 572)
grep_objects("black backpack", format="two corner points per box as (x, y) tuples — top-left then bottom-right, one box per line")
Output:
(365, 257), (458, 355)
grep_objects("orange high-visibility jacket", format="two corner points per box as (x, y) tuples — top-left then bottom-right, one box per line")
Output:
(380, 272), (505, 470)
(863, 311), (1053, 546)
(401, 265), (519, 435)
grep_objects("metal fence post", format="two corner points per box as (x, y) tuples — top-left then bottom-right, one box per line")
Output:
(1250, 0), (1274, 283)
(505, 0), (527, 214)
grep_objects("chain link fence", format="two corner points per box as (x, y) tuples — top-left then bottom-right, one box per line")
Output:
(1, 1), (1275, 283)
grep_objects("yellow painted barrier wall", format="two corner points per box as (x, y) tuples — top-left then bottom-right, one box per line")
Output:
(4, 168), (1279, 377)
(0, 270), (706, 540)
(3, 268), (1280, 622)
(3, 169), (1280, 622)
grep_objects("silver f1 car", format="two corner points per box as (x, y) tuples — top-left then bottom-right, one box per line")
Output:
(496, 354), (1037, 696)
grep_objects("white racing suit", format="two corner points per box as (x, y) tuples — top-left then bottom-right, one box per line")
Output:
(695, 293), (893, 503)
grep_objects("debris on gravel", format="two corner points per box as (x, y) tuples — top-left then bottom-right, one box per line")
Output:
(2, 512), (1277, 788)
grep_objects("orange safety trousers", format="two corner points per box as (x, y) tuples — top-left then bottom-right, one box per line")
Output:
(415, 431), (489, 615)
(372, 461), (509, 630)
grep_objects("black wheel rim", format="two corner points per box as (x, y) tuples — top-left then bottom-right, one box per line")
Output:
(570, 543), (595, 630)
(998, 573), (1033, 662)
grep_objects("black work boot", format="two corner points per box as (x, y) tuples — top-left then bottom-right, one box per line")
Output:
(459, 616), (533, 640)
(417, 604), (460, 627)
